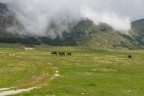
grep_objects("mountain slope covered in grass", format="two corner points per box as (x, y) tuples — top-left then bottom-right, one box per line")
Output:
(64, 19), (140, 49)
(0, 2), (144, 49)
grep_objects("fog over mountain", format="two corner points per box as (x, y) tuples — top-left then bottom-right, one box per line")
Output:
(0, 0), (144, 38)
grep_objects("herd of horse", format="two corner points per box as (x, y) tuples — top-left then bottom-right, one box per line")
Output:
(51, 51), (72, 56)
(51, 51), (132, 59)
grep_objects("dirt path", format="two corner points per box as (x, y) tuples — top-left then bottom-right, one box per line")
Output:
(0, 87), (37, 96)
(0, 88), (10, 91)
(0, 68), (60, 96)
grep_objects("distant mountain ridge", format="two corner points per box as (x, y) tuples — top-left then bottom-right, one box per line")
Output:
(0, 2), (144, 49)
(132, 19), (144, 35)
(64, 19), (141, 49)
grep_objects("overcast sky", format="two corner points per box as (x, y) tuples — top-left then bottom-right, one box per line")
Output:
(1, 0), (144, 20)
(0, 0), (144, 37)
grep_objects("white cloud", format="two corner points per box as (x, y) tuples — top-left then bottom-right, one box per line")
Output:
(81, 8), (131, 32)
(0, 0), (143, 37)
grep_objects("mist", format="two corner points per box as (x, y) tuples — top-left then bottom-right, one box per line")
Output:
(0, 0), (144, 38)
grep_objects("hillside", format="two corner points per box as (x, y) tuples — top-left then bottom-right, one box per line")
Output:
(64, 19), (140, 49)
(0, 3), (12, 37)
(131, 19), (144, 48)
(0, 2), (144, 49)
(132, 19), (144, 35)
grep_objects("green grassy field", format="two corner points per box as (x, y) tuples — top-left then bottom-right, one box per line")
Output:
(0, 44), (144, 96)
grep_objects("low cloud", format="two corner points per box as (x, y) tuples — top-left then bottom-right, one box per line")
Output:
(81, 7), (131, 32)
(0, 0), (143, 38)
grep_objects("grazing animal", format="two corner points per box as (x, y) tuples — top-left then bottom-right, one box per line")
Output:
(51, 51), (57, 55)
(58, 52), (65, 56)
(128, 55), (132, 59)
(66, 53), (72, 56)
(60, 52), (65, 56)
(58, 52), (62, 55)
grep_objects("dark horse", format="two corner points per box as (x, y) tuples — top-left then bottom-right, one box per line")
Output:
(66, 53), (72, 56)
(128, 55), (132, 59)
(51, 51), (57, 55)
(58, 52), (65, 56)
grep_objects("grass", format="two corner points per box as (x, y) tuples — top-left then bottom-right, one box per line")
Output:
(0, 44), (144, 96)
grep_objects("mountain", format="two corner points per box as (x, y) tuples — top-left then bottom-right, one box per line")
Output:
(63, 19), (140, 49)
(132, 19), (144, 35)
(0, 3), (40, 44)
(0, 3), (13, 37)
(131, 19), (144, 48)
(0, 2), (144, 49)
